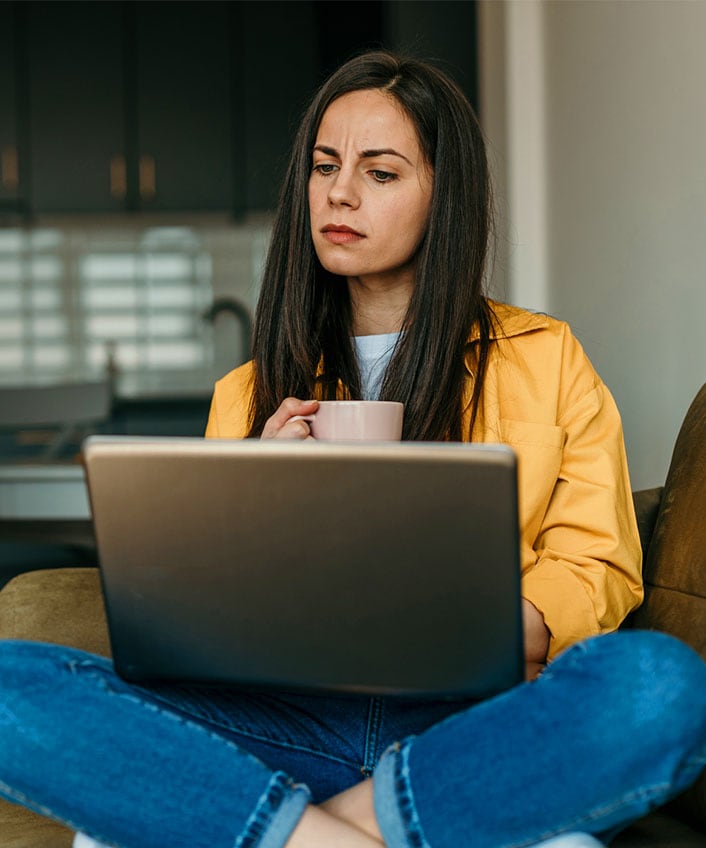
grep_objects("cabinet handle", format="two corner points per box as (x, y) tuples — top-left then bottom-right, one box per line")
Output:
(139, 154), (156, 201)
(1, 146), (19, 192)
(110, 155), (127, 200)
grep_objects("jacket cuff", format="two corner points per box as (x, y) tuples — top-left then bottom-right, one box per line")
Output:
(521, 560), (601, 660)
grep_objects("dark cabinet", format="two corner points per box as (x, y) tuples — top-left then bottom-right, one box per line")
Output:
(26, 1), (126, 214)
(0, 3), (23, 212)
(2, 1), (476, 218)
(15, 1), (318, 217)
(239, 2), (318, 211)
(25, 1), (235, 215)
(127, 2), (234, 212)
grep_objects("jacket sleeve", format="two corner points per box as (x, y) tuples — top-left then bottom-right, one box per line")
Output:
(519, 333), (643, 660)
(204, 394), (220, 438)
(204, 362), (254, 439)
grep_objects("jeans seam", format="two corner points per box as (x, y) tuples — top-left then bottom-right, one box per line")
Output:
(393, 743), (431, 848)
(143, 690), (361, 770)
(362, 698), (384, 777)
(68, 661), (278, 763)
(232, 772), (300, 848)
(502, 781), (674, 848)
(81, 668), (361, 772)
(213, 724), (361, 771)
(157, 689), (334, 750)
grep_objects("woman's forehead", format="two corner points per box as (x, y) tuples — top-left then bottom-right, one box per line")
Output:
(314, 90), (421, 158)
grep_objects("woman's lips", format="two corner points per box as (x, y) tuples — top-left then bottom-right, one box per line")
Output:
(321, 225), (365, 245)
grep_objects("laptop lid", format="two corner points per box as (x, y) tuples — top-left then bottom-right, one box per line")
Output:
(83, 436), (523, 699)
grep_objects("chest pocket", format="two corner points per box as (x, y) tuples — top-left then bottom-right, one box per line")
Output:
(498, 419), (565, 553)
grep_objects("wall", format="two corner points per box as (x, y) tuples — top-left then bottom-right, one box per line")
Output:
(386, 0), (479, 105)
(479, 0), (706, 489)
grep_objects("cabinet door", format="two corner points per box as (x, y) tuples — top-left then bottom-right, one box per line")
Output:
(239, 1), (318, 211)
(0, 3), (22, 210)
(26, 1), (126, 214)
(132, 2), (232, 212)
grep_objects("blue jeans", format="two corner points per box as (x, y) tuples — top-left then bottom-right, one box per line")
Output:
(0, 630), (705, 848)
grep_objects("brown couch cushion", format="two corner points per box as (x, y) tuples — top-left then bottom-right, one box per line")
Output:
(614, 810), (706, 847)
(631, 487), (663, 563)
(628, 386), (706, 837)
(631, 384), (706, 655)
(635, 586), (706, 660)
(0, 815), (75, 848)
(0, 566), (109, 654)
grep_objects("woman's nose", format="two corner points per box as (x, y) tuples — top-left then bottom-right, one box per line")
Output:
(327, 169), (360, 208)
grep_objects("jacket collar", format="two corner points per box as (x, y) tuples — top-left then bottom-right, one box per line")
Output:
(314, 300), (550, 381)
(470, 299), (550, 341)
(464, 300), (550, 374)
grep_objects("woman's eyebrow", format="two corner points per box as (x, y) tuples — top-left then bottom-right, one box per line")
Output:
(313, 145), (339, 157)
(312, 144), (413, 166)
(361, 148), (413, 166)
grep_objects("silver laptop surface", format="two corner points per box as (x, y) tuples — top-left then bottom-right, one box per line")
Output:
(83, 436), (523, 699)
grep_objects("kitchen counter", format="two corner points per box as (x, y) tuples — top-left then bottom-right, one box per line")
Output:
(0, 464), (90, 522)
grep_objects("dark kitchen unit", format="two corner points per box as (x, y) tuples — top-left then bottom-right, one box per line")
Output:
(1, 0), (478, 223)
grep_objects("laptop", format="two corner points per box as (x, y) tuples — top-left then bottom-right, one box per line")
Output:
(83, 436), (523, 699)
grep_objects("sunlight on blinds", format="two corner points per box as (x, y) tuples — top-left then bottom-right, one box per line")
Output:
(0, 226), (214, 382)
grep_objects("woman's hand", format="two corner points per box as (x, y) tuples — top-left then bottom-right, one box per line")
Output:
(522, 598), (550, 680)
(261, 398), (319, 440)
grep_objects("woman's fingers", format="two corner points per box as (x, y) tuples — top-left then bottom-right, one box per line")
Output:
(261, 397), (319, 439)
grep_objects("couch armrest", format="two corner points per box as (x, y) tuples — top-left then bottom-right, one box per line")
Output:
(0, 567), (110, 655)
(629, 385), (706, 659)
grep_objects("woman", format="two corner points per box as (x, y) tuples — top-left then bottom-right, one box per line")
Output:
(1, 51), (706, 848)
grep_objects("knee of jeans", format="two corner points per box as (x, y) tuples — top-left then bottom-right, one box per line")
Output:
(584, 630), (706, 744)
(0, 640), (106, 691)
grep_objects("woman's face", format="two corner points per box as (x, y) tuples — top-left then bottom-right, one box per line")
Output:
(308, 89), (433, 290)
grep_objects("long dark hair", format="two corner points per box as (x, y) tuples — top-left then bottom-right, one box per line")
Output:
(248, 50), (495, 440)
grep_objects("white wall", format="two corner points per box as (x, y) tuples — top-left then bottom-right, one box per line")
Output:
(479, 0), (706, 489)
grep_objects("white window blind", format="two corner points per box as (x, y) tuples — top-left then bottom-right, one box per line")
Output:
(0, 226), (214, 383)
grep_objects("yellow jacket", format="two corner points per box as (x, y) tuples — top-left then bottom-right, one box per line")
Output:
(205, 301), (643, 660)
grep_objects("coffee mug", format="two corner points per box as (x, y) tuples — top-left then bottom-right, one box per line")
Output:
(291, 400), (404, 441)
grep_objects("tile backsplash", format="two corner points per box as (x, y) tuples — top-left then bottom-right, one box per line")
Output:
(0, 216), (271, 397)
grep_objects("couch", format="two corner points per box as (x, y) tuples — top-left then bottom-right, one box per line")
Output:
(1, 385), (706, 848)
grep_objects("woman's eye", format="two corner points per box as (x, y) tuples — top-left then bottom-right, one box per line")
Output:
(313, 163), (337, 176)
(370, 170), (397, 183)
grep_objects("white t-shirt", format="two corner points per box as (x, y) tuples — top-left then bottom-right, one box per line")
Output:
(353, 332), (401, 400)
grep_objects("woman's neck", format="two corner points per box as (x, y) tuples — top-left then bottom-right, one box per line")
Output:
(347, 273), (413, 336)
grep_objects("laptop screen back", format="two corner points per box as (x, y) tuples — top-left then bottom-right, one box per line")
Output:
(84, 436), (523, 699)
